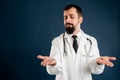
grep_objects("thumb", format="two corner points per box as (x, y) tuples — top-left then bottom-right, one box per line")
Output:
(37, 55), (47, 60)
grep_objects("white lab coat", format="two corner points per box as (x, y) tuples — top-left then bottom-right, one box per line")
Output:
(47, 30), (105, 80)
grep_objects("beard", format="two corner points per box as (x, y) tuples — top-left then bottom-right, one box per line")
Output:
(65, 23), (75, 34)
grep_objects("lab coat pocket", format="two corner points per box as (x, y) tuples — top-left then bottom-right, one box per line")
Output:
(81, 54), (94, 57)
(81, 50), (94, 57)
(81, 50), (95, 64)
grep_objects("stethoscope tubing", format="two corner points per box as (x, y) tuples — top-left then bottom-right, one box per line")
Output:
(63, 32), (92, 56)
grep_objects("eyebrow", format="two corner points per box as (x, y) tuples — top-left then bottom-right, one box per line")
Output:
(64, 14), (75, 17)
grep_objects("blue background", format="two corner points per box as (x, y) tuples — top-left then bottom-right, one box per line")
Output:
(1, 0), (120, 80)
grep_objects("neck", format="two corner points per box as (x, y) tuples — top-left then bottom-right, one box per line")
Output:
(73, 30), (80, 35)
(73, 25), (81, 35)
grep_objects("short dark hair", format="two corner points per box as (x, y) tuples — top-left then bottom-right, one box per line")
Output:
(64, 4), (82, 17)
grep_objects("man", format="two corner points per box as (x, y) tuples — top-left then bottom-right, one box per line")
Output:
(37, 4), (116, 80)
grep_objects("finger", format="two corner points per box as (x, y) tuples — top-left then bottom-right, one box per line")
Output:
(108, 63), (114, 67)
(41, 57), (52, 66)
(108, 57), (116, 61)
(105, 62), (114, 67)
(101, 59), (114, 67)
(42, 58), (56, 66)
(41, 59), (49, 66)
(43, 61), (50, 66)
(37, 55), (47, 60)
(41, 60), (50, 66)
(44, 59), (52, 65)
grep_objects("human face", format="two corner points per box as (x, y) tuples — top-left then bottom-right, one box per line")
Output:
(64, 7), (83, 34)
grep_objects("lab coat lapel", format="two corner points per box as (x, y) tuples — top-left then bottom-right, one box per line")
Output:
(64, 32), (75, 54)
(77, 30), (87, 54)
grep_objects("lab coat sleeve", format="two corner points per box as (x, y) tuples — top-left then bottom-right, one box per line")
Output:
(88, 37), (105, 74)
(46, 38), (62, 75)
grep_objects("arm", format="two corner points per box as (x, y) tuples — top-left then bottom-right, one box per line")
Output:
(88, 38), (116, 74)
(37, 38), (62, 75)
(88, 38), (104, 74)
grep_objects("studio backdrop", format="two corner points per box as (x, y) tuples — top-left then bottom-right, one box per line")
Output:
(1, 0), (120, 80)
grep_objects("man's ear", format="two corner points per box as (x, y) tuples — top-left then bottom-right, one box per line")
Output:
(79, 17), (83, 24)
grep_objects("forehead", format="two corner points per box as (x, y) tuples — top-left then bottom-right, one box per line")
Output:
(64, 7), (78, 16)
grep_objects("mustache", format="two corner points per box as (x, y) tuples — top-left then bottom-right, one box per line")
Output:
(66, 23), (73, 26)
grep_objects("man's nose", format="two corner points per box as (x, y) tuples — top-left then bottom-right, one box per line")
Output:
(66, 17), (71, 23)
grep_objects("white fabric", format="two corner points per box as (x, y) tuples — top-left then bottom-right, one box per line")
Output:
(46, 30), (105, 80)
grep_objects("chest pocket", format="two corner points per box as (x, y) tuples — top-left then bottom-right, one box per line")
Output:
(81, 42), (94, 58)
(80, 46), (94, 65)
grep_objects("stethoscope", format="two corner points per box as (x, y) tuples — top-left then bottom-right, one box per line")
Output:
(63, 32), (92, 56)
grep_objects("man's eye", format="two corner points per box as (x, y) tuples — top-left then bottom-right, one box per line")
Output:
(64, 17), (67, 19)
(70, 16), (74, 19)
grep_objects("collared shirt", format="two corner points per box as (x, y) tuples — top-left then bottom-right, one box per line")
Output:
(68, 30), (82, 47)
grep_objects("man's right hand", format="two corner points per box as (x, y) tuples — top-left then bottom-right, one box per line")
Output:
(37, 55), (56, 66)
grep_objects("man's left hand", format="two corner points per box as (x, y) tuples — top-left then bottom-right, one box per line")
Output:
(96, 56), (116, 67)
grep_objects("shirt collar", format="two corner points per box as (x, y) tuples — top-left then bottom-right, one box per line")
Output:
(75, 31), (81, 39)
(64, 30), (82, 39)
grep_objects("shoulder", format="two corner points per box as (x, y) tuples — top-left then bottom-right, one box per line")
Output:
(51, 33), (64, 43)
(85, 34), (96, 40)
(84, 32), (98, 43)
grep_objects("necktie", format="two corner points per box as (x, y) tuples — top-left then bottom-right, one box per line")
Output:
(72, 35), (78, 53)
